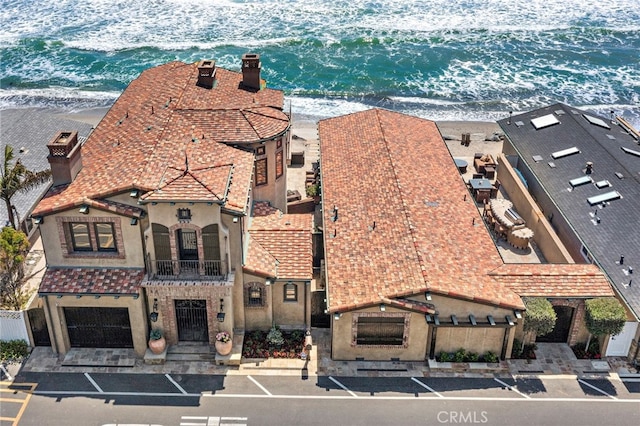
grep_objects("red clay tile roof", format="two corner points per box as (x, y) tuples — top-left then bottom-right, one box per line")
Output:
(33, 61), (288, 216)
(244, 202), (313, 280)
(319, 109), (524, 312)
(490, 264), (615, 298)
(39, 268), (143, 294)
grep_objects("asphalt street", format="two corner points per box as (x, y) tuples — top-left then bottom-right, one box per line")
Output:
(2, 372), (639, 425)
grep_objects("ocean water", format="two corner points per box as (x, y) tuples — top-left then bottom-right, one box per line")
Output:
(1, 0), (639, 126)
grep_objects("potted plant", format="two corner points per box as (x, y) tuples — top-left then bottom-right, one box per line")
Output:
(148, 329), (166, 354)
(215, 331), (233, 356)
(306, 183), (321, 203)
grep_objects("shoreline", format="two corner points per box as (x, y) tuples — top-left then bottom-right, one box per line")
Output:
(1, 106), (502, 144)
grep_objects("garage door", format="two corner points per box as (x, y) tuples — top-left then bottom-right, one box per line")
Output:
(64, 307), (133, 348)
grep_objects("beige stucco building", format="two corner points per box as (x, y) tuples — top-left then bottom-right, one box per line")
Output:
(318, 109), (615, 362)
(32, 56), (312, 357)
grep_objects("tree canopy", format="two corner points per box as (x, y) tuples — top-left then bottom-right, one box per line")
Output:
(523, 297), (556, 337)
(0, 226), (31, 310)
(1, 145), (52, 229)
(585, 298), (626, 337)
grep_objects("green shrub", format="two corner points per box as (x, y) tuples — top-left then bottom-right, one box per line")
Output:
(464, 352), (479, 362)
(483, 351), (498, 363)
(511, 339), (523, 358)
(585, 298), (626, 337)
(453, 348), (466, 363)
(0, 339), (29, 361)
(266, 326), (285, 347)
(149, 329), (163, 340)
(523, 297), (556, 337)
(437, 351), (452, 362)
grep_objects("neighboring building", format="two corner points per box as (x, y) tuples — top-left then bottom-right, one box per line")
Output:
(0, 109), (93, 239)
(31, 56), (312, 357)
(318, 108), (614, 361)
(498, 103), (640, 360)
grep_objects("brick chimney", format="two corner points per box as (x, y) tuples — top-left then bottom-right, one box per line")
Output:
(241, 53), (262, 90)
(47, 131), (83, 187)
(197, 60), (216, 88)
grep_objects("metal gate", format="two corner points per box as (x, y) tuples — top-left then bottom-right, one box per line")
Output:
(27, 308), (51, 346)
(311, 290), (330, 328)
(64, 307), (133, 348)
(175, 299), (209, 341)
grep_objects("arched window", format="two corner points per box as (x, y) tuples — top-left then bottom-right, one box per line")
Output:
(244, 282), (265, 307)
(283, 282), (297, 302)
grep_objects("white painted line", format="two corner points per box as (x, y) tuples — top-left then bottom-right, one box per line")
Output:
(494, 378), (531, 399)
(32, 389), (640, 402)
(247, 375), (272, 396)
(328, 376), (358, 397)
(165, 373), (188, 394)
(207, 416), (220, 426)
(181, 416), (207, 419)
(577, 379), (618, 400)
(222, 418), (248, 421)
(411, 377), (444, 398)
(84, 373), (103, 393)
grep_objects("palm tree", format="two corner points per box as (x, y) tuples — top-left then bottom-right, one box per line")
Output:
(1, 145), (52, 229)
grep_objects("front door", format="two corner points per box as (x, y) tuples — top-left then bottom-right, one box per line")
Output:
(537, 305), (574, 343)
(175, 299), (209, 342)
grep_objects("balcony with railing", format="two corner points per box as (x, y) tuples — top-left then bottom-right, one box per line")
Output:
(147, 258), (228, 281)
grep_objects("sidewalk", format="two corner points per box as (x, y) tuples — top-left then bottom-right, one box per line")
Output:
(13, 329), (639, 381)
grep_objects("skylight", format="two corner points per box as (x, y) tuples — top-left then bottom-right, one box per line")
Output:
(587, 191), (621, 205)
(595, 180), (611, 189)
(551, 146), (580, 159)
(569, 176), (593, 187)
(583, 114), (610, 129)
(531, 114), (560, 130)
(621, 146), (640, 157)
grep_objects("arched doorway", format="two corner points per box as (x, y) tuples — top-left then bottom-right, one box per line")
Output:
(537, 305), (574, 343)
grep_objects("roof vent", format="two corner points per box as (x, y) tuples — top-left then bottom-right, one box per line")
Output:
(197, 60), (216, 89)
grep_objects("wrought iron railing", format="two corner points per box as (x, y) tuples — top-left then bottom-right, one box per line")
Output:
(148, 259), (227, 280)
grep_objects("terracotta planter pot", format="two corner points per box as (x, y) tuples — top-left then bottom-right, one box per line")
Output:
(148, 337), (166, 354)
(215, 340), (232, 356)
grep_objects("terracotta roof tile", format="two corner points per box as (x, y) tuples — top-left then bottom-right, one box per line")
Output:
(39, 268), (143, 294)
(319, 109), (524, 312)
(34, 61), (287, 216)
(490, 264), (615, 298)
(244, 202), (313, 280)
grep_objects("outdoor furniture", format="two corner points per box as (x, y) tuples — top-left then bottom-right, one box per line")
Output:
(473, 153), (497, 175)
(469, 178), (492, 202)
(454, 158), (468, 173)
(508, 226), (534, 249)
(287, 189), (301, 202)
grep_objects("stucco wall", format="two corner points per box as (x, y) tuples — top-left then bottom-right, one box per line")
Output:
(38, 208), (145, 268)
(496, 153), (574, 263)
(242, 273), (273, 330)
(271, 280), (309, 329)
(331, 294), (519, 361)
(250, 135), (289, 213)
(42, 294), (147, 356)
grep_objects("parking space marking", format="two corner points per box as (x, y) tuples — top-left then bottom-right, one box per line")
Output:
(165, 373), (188, 394)
(411, 377), (443, 398)
(247, 375), (272, 396)
(180, 415), (248, 426)
(1, 381), (37, 426)
(577, 379), (617, 400)
(84, 373), (104, 393)
(328, 376), (358, 397)
(493, 378), (531, 399)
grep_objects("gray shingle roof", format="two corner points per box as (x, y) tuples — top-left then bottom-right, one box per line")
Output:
(498, 103), (640, 319)
(0, 108), (94, 227)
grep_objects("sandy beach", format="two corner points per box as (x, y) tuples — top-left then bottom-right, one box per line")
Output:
(49, 107), (500, 148)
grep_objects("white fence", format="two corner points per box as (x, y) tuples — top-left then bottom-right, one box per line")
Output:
(0, 310), (29, 342)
